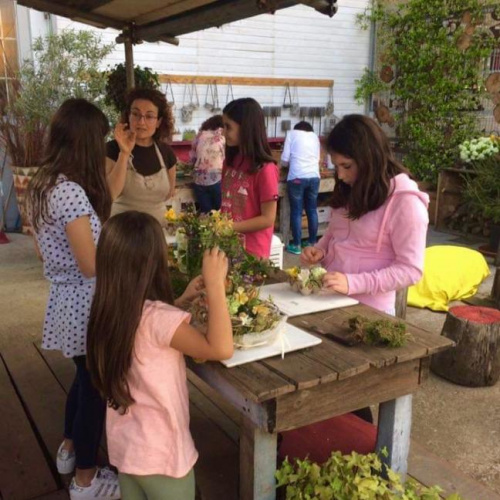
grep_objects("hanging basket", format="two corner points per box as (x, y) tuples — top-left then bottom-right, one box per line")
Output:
(11, 166), (39, 235)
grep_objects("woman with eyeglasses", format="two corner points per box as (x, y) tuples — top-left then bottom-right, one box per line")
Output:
(106, 89), (177, 225)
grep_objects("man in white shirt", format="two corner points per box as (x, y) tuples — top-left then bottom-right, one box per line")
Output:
(281, 122), (321, 254)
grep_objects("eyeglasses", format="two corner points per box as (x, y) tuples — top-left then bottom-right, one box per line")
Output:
(129, 110), (158, 123)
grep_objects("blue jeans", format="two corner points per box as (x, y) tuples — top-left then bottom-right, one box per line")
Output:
(193, 182), (222, 214)
(287, 177), (320, 246)
(64, 355), (105, 469)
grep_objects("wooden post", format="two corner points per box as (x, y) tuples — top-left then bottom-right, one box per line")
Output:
(124, 36), (135, 90)
(376, 394), (412, 479)
(240, 416), (278, 500)
(492, 268), (500, 309)
(395, 287), (408, 319)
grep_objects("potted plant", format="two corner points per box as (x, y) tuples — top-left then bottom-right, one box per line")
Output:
(0, 30), (114, 233)
(104, 63), (160, 114)
(276, 449), (462, 499)
(182, 128), (197, 141)
(464, 152), (500, 250)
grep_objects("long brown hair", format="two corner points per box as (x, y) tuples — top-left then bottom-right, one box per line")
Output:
(328, 114), (409, 219)
(223, 98), (274, 173)
(86, 211), (175, 412)
(28, 98), (111, 230)
(123, 88), (175, 142)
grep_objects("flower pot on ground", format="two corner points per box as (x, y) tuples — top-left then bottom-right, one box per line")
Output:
(11, 166), (39, 234)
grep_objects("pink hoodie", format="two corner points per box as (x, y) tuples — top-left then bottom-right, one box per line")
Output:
(315, 173), (429, 313)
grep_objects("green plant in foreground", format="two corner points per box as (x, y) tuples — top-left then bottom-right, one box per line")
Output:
(276, 450), (463, 500)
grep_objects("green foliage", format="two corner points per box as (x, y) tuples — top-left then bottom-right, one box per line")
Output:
(465, 153), (500, 223)
(348, 315), (411, 347)
(104, 63), (160, 114)
(354, 68), (388, 106)
(0, 30), (116, 166)
(16, 29), (116, 127)
(276, 450), (463, 500)
(355, 0), (497, 183)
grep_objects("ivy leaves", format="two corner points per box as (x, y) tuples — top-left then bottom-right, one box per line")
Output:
(355, 0), (497, 183)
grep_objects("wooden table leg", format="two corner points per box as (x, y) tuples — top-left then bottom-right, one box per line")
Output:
(375, 394), (412, 478)
(239, 415), (278, 500)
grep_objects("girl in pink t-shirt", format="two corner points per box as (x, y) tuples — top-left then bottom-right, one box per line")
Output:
(221, 98), (279, 259)
(86, 211), (233, 500)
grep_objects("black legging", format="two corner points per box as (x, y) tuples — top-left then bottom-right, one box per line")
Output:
(64, 355), (105, 469)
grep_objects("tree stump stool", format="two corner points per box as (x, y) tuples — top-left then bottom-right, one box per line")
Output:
(431, 305), (500, 387)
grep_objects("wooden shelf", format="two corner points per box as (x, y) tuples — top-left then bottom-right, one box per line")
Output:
(160, 74), (334, 88)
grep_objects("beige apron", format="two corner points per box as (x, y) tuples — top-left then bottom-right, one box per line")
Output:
(111, 142), (170, 226)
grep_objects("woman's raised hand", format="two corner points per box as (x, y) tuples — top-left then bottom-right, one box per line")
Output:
(202, 247), (228, 289)
(300, 246), (325, 266)
(114, 123), (136, 156)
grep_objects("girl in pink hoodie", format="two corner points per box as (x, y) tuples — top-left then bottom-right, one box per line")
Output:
(301, 114), (429, 314)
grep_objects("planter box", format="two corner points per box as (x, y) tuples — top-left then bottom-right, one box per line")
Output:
(435, 168), (476, 231)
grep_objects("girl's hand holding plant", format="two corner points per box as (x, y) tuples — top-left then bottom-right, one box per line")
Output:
(114, 122), (136, 156)
(202, 247), (228, 290)
(301, 246), (325, 266)
(323, 271), (349, 295)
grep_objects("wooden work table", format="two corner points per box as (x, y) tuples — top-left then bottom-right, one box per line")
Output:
(187, 301), (453, 500)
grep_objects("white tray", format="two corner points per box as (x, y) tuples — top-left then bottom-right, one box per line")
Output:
(259, 282), (358, 317)
(222, 323), (321, 368)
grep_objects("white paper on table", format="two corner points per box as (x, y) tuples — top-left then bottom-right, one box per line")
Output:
(221, 323), (321, 368)
(259, 282), (358, 317)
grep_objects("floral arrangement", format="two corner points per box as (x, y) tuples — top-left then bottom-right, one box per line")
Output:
(285, 266), (327, 295)
(191, 284), (284, 348)
(165, 207), (244, 278)
(458, 136), (499, 164)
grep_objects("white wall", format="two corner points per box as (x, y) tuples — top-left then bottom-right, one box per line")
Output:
(51, 1), (372, 136)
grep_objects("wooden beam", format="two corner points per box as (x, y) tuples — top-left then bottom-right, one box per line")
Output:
(137, 0), (300, 41)
(159, 74), (334, 88)
(134, 0), (218, 26)
(124, 36), (135, 90)
(16, 0), (124, 30)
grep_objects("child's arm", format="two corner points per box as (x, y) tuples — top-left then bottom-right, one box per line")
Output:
(232, 200), (277, 233)
(66, 216), (96, 278)
(170, 248), (233, 360)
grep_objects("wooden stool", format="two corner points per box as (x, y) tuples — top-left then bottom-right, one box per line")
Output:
(431, 305), (500, 387)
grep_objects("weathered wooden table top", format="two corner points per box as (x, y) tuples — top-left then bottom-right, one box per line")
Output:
(188, 303), (453, 404)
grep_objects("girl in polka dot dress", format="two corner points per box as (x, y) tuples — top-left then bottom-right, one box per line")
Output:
(28, 99), (135, 500)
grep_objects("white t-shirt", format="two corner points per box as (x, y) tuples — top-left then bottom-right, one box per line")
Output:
(281, 129), (321, 181)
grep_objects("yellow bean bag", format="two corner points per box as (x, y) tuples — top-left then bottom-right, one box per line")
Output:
(407, 246), (491, 312)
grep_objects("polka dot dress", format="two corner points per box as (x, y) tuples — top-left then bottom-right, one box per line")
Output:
(35, 177), (101, 358)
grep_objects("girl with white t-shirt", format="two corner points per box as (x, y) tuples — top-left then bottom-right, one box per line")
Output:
(87, 211), (233, 500)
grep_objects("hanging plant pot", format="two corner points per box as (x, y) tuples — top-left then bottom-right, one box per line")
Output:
(485, 73), (500, 94)
(375, 104), (392, 124)
(11, 166), (39, 235)
(380, 65), (394, 83)
(494, 104), (500, 124)
(456, 34), (472, 51)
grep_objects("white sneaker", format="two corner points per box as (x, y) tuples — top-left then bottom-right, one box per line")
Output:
(57, 442), (76, 474)
(69, 467), (121, 499)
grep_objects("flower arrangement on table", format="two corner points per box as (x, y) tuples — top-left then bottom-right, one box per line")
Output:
(458, 136), (499, 165)
(165, 206), (282, 349)
(285, 266), (327, 295)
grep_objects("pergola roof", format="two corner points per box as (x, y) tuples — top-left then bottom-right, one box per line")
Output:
(16, 0), (337, 44)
